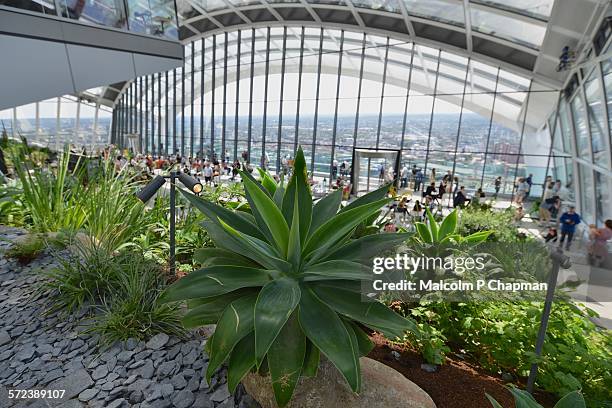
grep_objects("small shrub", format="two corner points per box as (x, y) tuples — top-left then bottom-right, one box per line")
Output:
(87, 256), (185, 346)
(43, 245), (185, 344)
(4, 233), (46, 264)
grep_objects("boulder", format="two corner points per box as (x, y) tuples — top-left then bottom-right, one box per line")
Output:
(242, 357), (436, 408)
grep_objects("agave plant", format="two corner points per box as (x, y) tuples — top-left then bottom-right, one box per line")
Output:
(162, 147), (418, 407)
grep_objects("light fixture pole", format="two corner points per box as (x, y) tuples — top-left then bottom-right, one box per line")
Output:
(526, 246), (571, 393)
(136, 169), (202, 275)
(169, 170), (176, 275)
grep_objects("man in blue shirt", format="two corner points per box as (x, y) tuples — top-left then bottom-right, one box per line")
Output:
(559, 206), (581, 250)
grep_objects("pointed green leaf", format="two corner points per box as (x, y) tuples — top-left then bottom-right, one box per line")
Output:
(324, 233), (411, 265)
(254, 278), (301, 367)
(258, 168), (278, 196)
(340, 183), (389, 213)
(161, 266), (270, 303)
(287, 188), (301, 269)
(303, 260), (373, 282)
(463, 230), (492, 244)
(508, 388), (543, 408)
(302, 340), (320, 377)
(437, 209), (457, 241)
(194, 248), (256, 267)
(298, 286), (360, 392)
(227, 333), (256, 393)
(553, 391), (585, 408)
(180, 189), (265, 240)
(304, 198), (390, 261)
(281, 147), (312, 244)
(268, 313), (306, 407)
(425, 208), (438, 241)
(485, 393), (504, 408)
(273, 185), (285, 208)
(183, 290), (256, 327)
(350, 323), (374, 356)
(206, 295), (257, 382)
(242, 173), (290, 255)
(415, 222), (433, 243)
(309, 189), (342, 236)
(341, 320), (362, 392)
(218, 218), (292, 272)
(313, 286), (419, 339)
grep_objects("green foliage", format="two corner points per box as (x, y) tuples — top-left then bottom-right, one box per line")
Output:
(0, 181), (26, 226)
(42, 244), (184, 344)
(4, 233), (46, 263)
(11, 146), (87, 233)
(405, 301), (611, 406)
(487, 388), (586, 408)
(162, 147), (418, 407)
(80, 157), (151, 255)
(86, 255), (185, 346)
(414, 208), (492, 246)
(458, 206), (520, 243)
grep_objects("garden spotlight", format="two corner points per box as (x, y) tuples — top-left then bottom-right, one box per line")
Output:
(135, 170), (204, 275)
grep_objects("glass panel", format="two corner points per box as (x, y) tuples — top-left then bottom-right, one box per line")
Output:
(1, 0), (56, 15)
(558, 100), (573, 155)
(584, 70), (607, 167)
(578, 164), (594, 224)
(352, 0), (400, 13)
(402, 0), (465, 26)
(595, 171), (612, 226)
(471, 0), (553, 20)
(126, 0), (178, 39)
(602, 58), (612, 157)
(58, 0), (127, 29)
(470, 7), (546, 49)
(570, 93), (590, 158)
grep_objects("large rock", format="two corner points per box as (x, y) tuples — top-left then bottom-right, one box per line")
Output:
(242, 357), (436, 408)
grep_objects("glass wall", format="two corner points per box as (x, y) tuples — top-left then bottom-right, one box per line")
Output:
(1, 97), (112, 151)
(117, 26), (560, 197)
(1, 0), (177, 40)
(548, 54), (612, 226)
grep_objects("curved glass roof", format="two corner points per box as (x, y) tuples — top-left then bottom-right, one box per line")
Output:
(174, 0), (561, 79)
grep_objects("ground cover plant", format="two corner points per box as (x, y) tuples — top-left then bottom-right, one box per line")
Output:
(162, 147), (419, 407)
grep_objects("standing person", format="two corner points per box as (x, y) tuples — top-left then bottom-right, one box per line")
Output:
(438, 180), (446, 202)
(443, 170), (452, 184)
(429, 168), (436, 184)
(588, 220), (612, 266)
(414, 168), (424, 192)
(378, 162), (385, 182)
(515, 178), (529, 204)
(559, 206), (581, 251)
(410, 165), (417, 190)
(332, 159), (338, 179)
(524, 173), (533, 199)
(494, 176), (502, 198)
(202, 162), (213, 186)
(400, 165), (408, 188)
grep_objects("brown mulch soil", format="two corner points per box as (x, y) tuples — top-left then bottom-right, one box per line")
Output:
(367, 333), (557, 408)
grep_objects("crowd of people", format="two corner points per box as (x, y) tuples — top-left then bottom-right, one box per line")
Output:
(97, 146), (612, 265)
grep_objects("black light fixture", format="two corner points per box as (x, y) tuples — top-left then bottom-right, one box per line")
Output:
(136, 170), (203, 275)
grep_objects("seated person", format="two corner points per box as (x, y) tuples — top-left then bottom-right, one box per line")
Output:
(543, 227), (558, 243)
(453, 186), (470, 208)
(423, 182), (437, 199)
(513, 206), (525, 222)
(471, 188), (485, 206)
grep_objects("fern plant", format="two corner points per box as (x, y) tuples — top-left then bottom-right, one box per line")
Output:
(162, 147), (418, 407)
